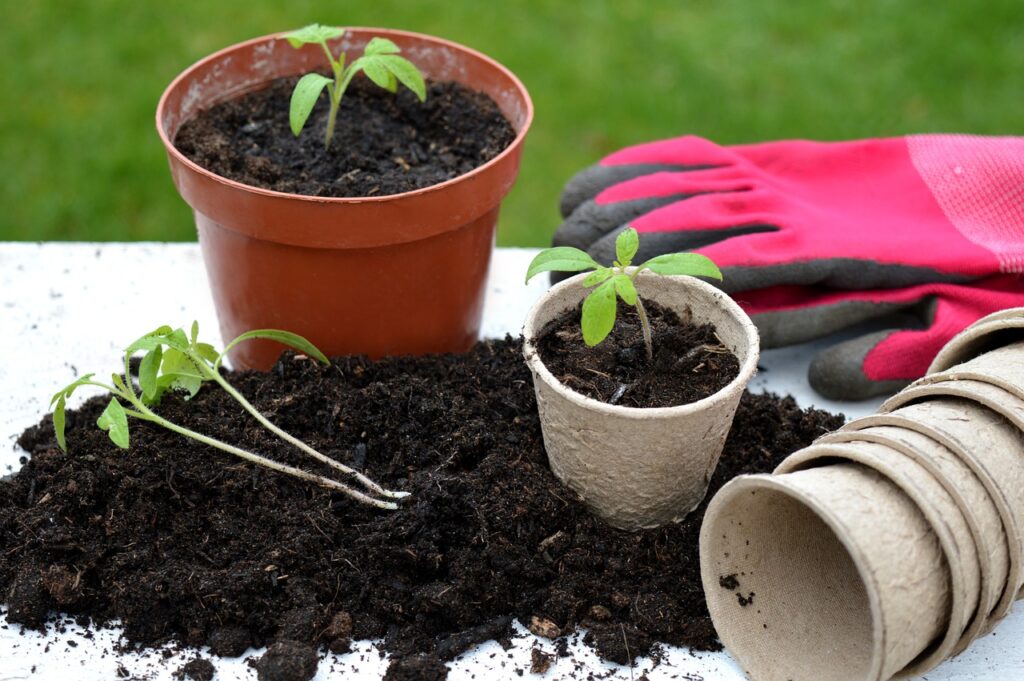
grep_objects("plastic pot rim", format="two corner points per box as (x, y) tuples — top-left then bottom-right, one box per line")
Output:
(156, 27), (534, 208)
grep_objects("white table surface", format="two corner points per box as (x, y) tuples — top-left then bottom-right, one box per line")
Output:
(0, 243), (1020, 680)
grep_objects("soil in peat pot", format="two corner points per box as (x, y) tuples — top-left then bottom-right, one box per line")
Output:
(0, 338), (842, 680)
(174, 75), (516, 197)
(535, 298), (741, 408)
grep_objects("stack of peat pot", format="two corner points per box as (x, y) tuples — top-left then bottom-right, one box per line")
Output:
(700, 308), (1024, 681)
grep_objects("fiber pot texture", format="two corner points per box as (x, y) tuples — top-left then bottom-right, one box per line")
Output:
(700, 464), (950, 681)
(522, 272), (759, 531)
(825, 422), (1009, 642)
(928, 307), (1024, 374)
(776, 440), (978, 675)
(157, 28), (533, 370)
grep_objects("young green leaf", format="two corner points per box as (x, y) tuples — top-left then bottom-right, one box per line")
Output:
(525, 247), (601, 283)
(360, 58), (399, 93)
(638, 252), (723, 279)
(160, 348), (205, 398)
(377, 55), (426, 101)
(612, 274), (638, 305)
(53, 394), (67, 452)
(51, 373), (96, 406)
(190, 321), (199, 345)
(363, 36), (401, 56)
(195, 342), (220, 364)
(217, 329), (330, 369)
(289, 73), (333, 136)
(615, 227), (640, 267)
(284, 23), (345, 48)
(581, 280), (618, 347)
(139, 346), (163, 403)
(96, 398), (130, 449)
(582, 267), (614, 287)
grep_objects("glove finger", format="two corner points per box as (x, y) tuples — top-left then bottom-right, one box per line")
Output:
(603, 134), (740, 167)
(596, 168), (755, 204)
(809, 292), (977, 400)
(808, 330), (916, 400)
(588, 223), (776, 272)
(556, 177), (763, 253)
(554, 196), (687, 250)
(631, 188), (782, 235)
(742, 286), (924, 348)
(560, 163), (698, 218)
(561, 135), (744, 216)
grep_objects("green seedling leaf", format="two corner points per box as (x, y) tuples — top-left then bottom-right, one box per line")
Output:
(583, 267), (614, 287)
(359, 57), (399, 93)
(160, 348), (205, 398)
(286, 27), (425, 148)
(290, 73), (332, 136)
(581, 280), (617, 347)
(53, 394), (67, 452)
(125, 326), (190, 356)
(111, 373), (130, 395)
(525, 247), (601, 283)
(51, 373), (96, 407)
(97, 398), (130, 449)
(377, 55), (426, 101)
(217, 329), (329, 369)
(195, 342), (220, 364)
(639, 252), (723, 279)
(363, 36), (401, 56)
(613, 274), (638, 305)
(190, 321), (200, 345)
(284, 23), (345, 48)
(615, 227), (639, 267)
(138, 346), (163, 403)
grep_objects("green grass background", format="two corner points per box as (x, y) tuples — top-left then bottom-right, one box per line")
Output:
(1, 1), (1021, 246)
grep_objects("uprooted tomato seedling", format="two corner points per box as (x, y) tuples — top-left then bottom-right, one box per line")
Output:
(51, 323), (409, 509)
(285, 23), (427, 147)
(526, 227), (723, 360)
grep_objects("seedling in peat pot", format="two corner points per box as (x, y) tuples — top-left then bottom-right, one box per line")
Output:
(525, 227), (722, 360)
(285, 23), (427, 147)
(51, 323), (408, 510)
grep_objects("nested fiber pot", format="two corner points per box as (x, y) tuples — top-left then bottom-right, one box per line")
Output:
(522, 271), (760, 531)
(700, 464), (951, 681)
(157, 28), (533, 369)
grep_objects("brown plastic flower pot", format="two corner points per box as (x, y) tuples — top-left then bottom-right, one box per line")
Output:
(156, 28), (533, 369)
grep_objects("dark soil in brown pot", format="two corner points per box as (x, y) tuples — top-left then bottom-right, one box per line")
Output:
(0, 338), (842, 679)
(174, 76), (515, 197)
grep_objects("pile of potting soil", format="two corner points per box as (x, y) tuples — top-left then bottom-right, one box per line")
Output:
(0, 338), (842, 680)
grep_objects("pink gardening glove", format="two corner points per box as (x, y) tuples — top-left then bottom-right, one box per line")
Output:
(739, 275), (1024, 399)
(555, 134), (1024, 293)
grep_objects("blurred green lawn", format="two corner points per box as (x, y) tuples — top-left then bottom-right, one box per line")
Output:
(1, 1), (1021, 246)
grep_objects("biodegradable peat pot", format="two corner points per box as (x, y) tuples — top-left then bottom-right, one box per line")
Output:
(879, 388), (1024, 603)
(776, 441), (978, 674)
(923, 340), (1024, 404)
(700, 464), (950, 681)
(522, 272), (759, 531)
(824, 422), (1008, 644)
(928, 308), (1024, 374)
(157, 28), (533, 369)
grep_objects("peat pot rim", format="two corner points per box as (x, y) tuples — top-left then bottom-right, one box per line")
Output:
(156, 27), (534, 207)
(522, 271), (760, 419)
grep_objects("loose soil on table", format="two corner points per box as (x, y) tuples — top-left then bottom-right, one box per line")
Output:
(174, 75), (515, 197)
(0, 338), (842, 680)
(535, 299), (741, 408)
